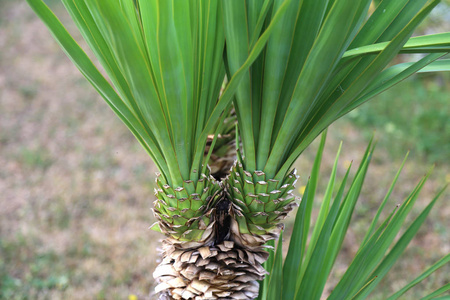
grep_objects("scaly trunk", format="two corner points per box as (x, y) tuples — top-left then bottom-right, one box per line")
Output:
(153, 159), (298, 299)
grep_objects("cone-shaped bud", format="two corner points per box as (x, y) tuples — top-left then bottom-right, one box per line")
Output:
(152, 168), (222, 246)
(154, 239), (268, 299)
(225, 162), (298, 248)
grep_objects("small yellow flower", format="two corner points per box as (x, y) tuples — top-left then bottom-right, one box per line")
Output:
(128, 295), (138, 300)
(298, 185), (306, 195)
(446, 174), (450, 183)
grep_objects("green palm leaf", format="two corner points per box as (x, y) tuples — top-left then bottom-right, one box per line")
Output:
(223, 0), (450, 181)
(260, 134), (448, 300)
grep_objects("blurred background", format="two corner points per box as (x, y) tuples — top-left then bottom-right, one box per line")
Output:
(0, 1), (449, 299)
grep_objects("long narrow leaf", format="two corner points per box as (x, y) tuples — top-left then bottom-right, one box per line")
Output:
(329, 168), (433, 299)
(354, 186), (448, 299)
(267, 231), (284, 300)
(387, 251), (450, 300)
(295, 172), (344, 300)
(420, 283), (450, 300)
(360, 153), (409, 247)
(343, 33), (450, 58)
(282, 180), (309, 300)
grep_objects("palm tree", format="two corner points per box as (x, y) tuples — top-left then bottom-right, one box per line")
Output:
(27, 0), (449, 299)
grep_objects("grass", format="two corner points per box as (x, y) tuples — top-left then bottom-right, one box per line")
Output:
(18, 147), (53, 170)
(0, 2), (448, 299)
(0, 237), (69, 299)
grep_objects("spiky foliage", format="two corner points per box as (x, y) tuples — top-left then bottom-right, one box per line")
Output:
(258, 133), (449, 300)
(26, 0), (450, 299)
(221, 0), (450, 249)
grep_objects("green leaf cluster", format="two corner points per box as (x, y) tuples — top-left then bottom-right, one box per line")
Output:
(258, 132), (449, 300)
(27, 0), (450, 186)
(26, 0), (300, 188)
(27, 0), (222, 186)
(222, 0), (450, 182)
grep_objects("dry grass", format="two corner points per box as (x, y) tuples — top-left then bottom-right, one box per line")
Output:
(0, 2), (448, 299)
